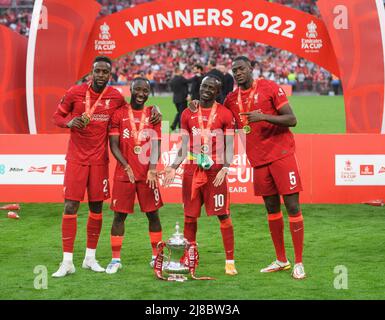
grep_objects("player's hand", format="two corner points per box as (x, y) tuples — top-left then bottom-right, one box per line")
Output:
(67, 116), (86, 129)
(150, 105), (162, 124)
(239, 110), (265, 123)
(162, 166), (176, 187)
(124, 164), (135, 183)
(213, 167), (229, 187)
(146, 169), (158, 189)
(188, 100), (199, 113)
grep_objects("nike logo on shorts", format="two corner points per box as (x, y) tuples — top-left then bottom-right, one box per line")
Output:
(290, 185), (297, 190)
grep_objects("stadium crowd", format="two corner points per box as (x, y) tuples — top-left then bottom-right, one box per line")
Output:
(0, 0), (341, 94)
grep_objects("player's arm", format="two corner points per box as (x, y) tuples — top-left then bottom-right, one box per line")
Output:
(239, 103), (296, 127)
(109, 135), (135, 183)
(53, 89), (85, 129)
(147, 139), (161, 189)
(163, 134), (189, 186)
(149, 105), (162, 125)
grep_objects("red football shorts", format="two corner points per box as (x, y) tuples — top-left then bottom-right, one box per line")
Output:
(63, 162), (110, 201)
(110, 180), (163, 214)
(253, 154), (303, 196)
(182, 173), (230, 217)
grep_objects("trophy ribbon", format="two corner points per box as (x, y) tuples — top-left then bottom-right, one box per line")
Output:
(186, 244), (215, 280)
(83, 82), (108, 126)
(153, 241), (169, 281)
(127, 104), (148, 155)
(237, 80), (258, 134)
(197, 102), (217, 156)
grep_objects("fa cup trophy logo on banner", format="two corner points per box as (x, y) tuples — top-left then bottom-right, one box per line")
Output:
(99, 22), (111, 40)
(306, 21), (318, 38)
(153, 222), (214, 282)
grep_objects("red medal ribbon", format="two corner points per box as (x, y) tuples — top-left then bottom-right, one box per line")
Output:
(127, 104), (148, 150)
(237, 80), (258, 126)
(84, 82), (108, 120)
(197, 102), (217, 148)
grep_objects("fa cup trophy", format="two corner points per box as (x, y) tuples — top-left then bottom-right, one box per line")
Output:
(153, 222), (214, 282)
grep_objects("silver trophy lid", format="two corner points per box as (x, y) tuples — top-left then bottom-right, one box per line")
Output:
(167, 222), (187, 247)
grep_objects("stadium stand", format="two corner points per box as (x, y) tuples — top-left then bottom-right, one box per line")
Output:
(0, 0), (337, 94)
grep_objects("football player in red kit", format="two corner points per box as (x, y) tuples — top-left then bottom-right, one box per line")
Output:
(106, 78), (163, 274)
(163, 75), (237, 276)
(225, 56), (305, 279)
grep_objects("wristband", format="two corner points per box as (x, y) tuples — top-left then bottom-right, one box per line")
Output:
(221, 167), (230, 174)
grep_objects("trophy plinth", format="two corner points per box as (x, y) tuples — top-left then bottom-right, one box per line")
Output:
(163, 222), (189, 282)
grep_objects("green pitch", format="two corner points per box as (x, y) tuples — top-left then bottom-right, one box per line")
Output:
(1, 203), (384, 300)
(143, 95), (346, 134)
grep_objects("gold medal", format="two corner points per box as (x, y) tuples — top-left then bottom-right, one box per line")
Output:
(243, 125), (251, 134)
(134, 145), (142, 155)
(238, 80), (258, 135)
(82, 112), (90, 126)
(201, 144), (209, 154)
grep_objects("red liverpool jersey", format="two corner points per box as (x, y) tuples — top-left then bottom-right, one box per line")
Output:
(224, 79), (295, 167)
(181, 104), (234, 175)
(109, 105), (161, 181)
(54, 83), (126, 165)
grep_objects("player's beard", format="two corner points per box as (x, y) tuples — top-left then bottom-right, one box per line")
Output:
(92, 79), (108, 93)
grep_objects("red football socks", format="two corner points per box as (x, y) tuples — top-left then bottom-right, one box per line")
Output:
(111, 235), (124, 259)
(268, 212), (287, 262)
(87, 212), (103, 250)
(219, 217), (234, 260)
(149, 231), (162, 256)
(289, 212), (304, 264)
(184, 216), (198, 244)
(62, 214), (77, 253)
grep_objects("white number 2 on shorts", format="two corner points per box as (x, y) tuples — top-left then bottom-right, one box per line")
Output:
(103, 179), (108, 193)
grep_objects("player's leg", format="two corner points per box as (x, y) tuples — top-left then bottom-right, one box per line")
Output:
(81, 200), (105, 272)
(182, 174), (202, 245)
(203, 176), (237, 275)
(283, 192), (305, 279)
(52, 162), (88, 278)
(82, 164), (110, 272)
(136, 180), (164, 266)
(253, 165), (290, 273)
(217, 214), (237, 275)
(106, 212), (127, 274)
(270, 154), (305, 279)
(145, 210), (162, 266)
(106, 180), (135, 274)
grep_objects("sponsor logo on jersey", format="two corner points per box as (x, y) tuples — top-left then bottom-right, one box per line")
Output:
(378, 166), (385, 174)
(123, 128), (130, 139)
